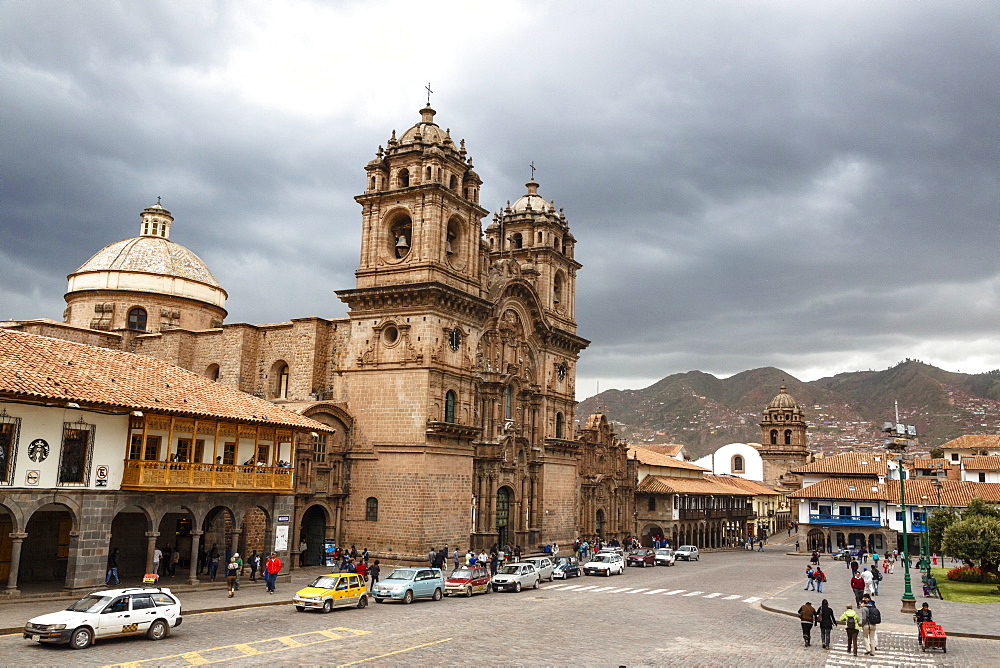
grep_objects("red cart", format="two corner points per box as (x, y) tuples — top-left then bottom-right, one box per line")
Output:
(919, 622), (947, 653)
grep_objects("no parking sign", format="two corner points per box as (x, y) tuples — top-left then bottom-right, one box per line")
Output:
(96, 465), (109, 487)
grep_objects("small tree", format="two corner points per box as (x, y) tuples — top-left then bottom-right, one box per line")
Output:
(928, 506), (961, 554)
(942, 515), (1000, 581)
(929, 447), (944, 459)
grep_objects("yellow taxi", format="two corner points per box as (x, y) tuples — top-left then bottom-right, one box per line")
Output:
(293, 573), (368, 613)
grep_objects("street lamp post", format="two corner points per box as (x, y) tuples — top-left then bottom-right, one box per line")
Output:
(918, 496), (931, 580)
(896, 453), (917, 613)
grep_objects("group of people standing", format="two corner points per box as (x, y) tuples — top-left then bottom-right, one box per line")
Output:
(798, 595), (881, 655)
(223, 551), (283, 597)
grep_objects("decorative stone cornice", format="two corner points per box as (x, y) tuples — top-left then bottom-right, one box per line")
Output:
(337, 282), (492, 320)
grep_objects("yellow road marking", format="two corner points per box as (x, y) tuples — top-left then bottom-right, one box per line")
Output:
(100, 627), (370, 668)
(335, 637), (453, 667)
(232, 643), (262, 655)
(181, 651), (210, 664)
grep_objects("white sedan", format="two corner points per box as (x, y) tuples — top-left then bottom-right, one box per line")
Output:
(24, 588), (182, 649)
(491, 563), (540, 592)
(655, 548), (676, 566)
(583, 553), (625, 576)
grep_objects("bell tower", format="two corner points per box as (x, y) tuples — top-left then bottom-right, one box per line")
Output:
(353, 104), (488, 296)
(757, 386), (810, 491)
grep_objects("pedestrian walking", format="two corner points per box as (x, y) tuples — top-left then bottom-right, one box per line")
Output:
(264, 551), (282, 593)
(814, 566), (826, 593)
(357, 559), (367, 584)
(860, 595), (880, 656)
(817, 599), (837, 649)
(797, 601), (816, 647)
(152, 546), (162, 576)
(105, 547), (121, 585)
(453, 547), (461, 572)
(850, 572), (865, 605)
(208, 544), (220, 581)
(871, 566), (881, 595)
(369, 559), (380, 589)
(804, 564), (816, 590)
(233, 553), (243, 590)
(170, 546), (180, 577)
(861, 567), (874, 597)
(428, 547), (436, 568)
(839, 604), (860, 656)
(226, 556), (239, 597)
(248, 550), (259, 581)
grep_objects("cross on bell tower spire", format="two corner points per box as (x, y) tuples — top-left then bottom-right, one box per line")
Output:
(425, 82), (433, 106)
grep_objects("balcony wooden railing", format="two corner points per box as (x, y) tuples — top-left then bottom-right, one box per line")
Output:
(120, 460), (293, 492)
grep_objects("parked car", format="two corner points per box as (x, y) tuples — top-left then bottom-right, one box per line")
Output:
(675, 545), (700, 561)
(552, 555), (581, 579)
(491, 563), (539, 592)
(23, 587), (182, 649)
(521, 556), (555, 581)
(654, 548), (676, 566)
(444, 566), (492, 597)
(626, 547), (656, 567)
(372, 568), (444, 604)
(583, 553), (625, 576)
(597, 546), (625, 557)
(293, 572), (368, 612)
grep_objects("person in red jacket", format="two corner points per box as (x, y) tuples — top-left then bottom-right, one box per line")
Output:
(850, 572), (865, 605)
(264, 552), (283, 594)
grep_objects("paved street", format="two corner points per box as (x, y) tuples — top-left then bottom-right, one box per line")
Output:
(2, 550), (997, 666)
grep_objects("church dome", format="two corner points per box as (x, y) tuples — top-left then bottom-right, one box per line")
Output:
(511, 179), (555, 213)
(66, 201), (227, 315)
(399, 105), (450, 145)
(766, 386), (800, 410)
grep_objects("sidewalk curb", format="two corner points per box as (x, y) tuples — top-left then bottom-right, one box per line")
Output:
(0, 599), (292, 636)
(759, 600), (1000, 641)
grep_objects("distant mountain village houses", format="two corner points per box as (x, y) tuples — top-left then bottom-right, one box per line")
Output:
(2, 103), (999, 595)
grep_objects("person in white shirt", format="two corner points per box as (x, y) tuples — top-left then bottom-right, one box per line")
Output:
(861, 567), (874, 596)
(152, 546), (163, 575)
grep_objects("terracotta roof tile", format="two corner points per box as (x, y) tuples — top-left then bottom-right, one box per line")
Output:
(637, 474), (753, 496)
(709, 475), (782, 496)
(0, 329), (335, 432)
(939, 434), (1000, 451)
(791, 452), (889, 477)
(629, 447), (708, 471)
(790, 476), (1000, 505)
(788, 477), (885, 501)
(637, 443), (686, 457)
(962, 456), (1000, 471)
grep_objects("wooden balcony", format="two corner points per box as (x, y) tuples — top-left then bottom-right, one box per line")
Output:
(120, 460), (293, 492)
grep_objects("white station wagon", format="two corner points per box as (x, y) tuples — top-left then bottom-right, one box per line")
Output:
(24, 587), (182, 649)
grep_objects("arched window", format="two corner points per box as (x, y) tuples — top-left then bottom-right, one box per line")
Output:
(444, 390), (457, 423)
(784, 429), (793, 445)
(398, 168), (409, 188)
(366, 497), (378, 521)
(504, 385), (513, 420)
(512, 232), (523, 249)
(206, 363), (221, 381)
(496, 486), (512, 546)
(596, 508), (605, 537)
(389, 213), (413, 259)
(732, 455), (745, 474)
(449, 174), (458, 191)
(770, 429), (778, 445)
(647, 496), (656, 511)
(127, 307), (147, 331)
(270, 361), (289, 399)
(555, 412), (564, 439)
(553, 273), (563, 305)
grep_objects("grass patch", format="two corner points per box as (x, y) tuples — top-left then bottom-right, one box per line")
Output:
(933, 567), (1000, 603)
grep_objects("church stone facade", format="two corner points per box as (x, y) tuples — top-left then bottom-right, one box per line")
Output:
(6, 104), (633, 563)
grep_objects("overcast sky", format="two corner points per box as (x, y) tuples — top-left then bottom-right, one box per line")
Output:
(3, 0), (998, 400)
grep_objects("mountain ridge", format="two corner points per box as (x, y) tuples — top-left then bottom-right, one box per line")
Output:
(577, 360), (1000, 460)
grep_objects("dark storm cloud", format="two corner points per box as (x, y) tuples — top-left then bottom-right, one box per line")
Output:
(2, 1), (997, 396)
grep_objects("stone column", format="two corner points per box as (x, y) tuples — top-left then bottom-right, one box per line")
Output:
(145, 531), (160, 574)
(230, 529), (242, 559)
(187, 531), (203, 585)
(4, 533), (28, 595)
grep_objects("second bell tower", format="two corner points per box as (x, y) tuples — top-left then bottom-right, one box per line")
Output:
(353, 104), (488, 296)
